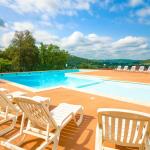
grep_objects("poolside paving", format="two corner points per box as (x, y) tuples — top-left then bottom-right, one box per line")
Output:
(78, 69), (150, 84)
(0, 70), (150, 150)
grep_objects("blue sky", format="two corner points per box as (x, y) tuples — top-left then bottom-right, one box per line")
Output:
(0, 0), (150, 60)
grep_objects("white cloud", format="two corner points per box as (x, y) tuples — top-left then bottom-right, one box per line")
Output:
(40, 20), (64, 30)
(34, 30), (59, 45)
(59, 32), (149, 59)
(112, 36), (147, 49)
(136, 7), (150, 17)
(0, 30), (149, 59)
(61, 31), (84, 48)
(0, 32), (14, 47)
(129, 0), (143, 7)
(0, 0), (95, 17)
(133, 6), (150, 25)
(41, 14), (49, 21)
(87, 33), (112, 43)
(138, 17), (150, 25)
(12, 22), (34, 31)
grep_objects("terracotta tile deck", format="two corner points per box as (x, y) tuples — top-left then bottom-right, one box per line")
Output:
(78, 69), (150, 84)
(0, 70), (150, 150)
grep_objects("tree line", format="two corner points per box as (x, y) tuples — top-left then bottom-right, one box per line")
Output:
(0, 30), (69, 72)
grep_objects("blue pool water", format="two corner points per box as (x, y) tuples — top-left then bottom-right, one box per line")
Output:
(0, 70), (96, 89)
(0, 70), (150, 105)
(78, 80), (150, 104)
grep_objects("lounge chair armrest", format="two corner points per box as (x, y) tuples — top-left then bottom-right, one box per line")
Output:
(59, 112), (74, 127)
(6, 94), (13, 99)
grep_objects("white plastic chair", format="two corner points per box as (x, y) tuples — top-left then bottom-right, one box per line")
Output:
(95, 108), (150, 150)
(1, 96), (84, 150)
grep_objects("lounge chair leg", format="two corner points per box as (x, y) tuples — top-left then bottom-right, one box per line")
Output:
(17, 134), (26, 146)
(52, 134), (60, 150)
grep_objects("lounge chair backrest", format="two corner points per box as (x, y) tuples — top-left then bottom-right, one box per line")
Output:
(116, 66), (121, 70)
(14, 96), (57, 130)
(130, 66), (136, 71)
(139, 66), (144, 72)
(123, 66), (128, 70)
(0, 92), (18, 113)
(97, 108), (150, 147)
(147, 66), (150, 72)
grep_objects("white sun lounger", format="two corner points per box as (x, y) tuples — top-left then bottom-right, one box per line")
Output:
(7, 91), (26, 100)
(123, 66), (128, 71)
(1, 96), (84, 150)
(0, 87), (26, 98)
(116, 66), (122, 71)
(0, 92), (19, 136)
(0, 90), (26, 136)
(0, 88), (8, 92)
(130, 66), (136, 72)
(146, 66), (150, 73)
(95, 108), (150, 150)
(138, 66), (145, 72)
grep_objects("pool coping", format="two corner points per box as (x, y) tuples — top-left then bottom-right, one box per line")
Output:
(0, 69), (98, 75)
(0, 71), (150, 107)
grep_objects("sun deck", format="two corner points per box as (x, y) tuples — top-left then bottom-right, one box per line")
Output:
(0, 70), (150, 150)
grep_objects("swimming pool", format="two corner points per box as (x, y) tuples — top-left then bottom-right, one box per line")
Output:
(0, 70), (150, 106)
(77, 78), (150, 105)
(0, 70), (97, 89)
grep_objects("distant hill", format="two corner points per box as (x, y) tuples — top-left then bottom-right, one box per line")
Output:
(100, 59), (140, 66)
(101, 59), (139, 64)
(67, 55), (102, 69)
(68, 55), (143, 68)
(141, 59), (150, 65)
(67, 55), (149, 69)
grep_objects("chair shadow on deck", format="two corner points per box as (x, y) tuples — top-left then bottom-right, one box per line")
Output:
(0, 115), (23, 139)
(0, 105), (95, 150)
(58, 114), (94, 150)
(116, 145), (139, 150)
(26, 114), (94, 150)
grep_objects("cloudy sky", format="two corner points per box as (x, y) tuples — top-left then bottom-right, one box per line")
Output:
(0, 0), (150, 60)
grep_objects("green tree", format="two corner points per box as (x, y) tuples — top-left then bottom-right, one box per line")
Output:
(7, 30), (39, 71)
(39, 43), (69, 70)
(0, 58), (12, 72)
(39, 43), (48, 68)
